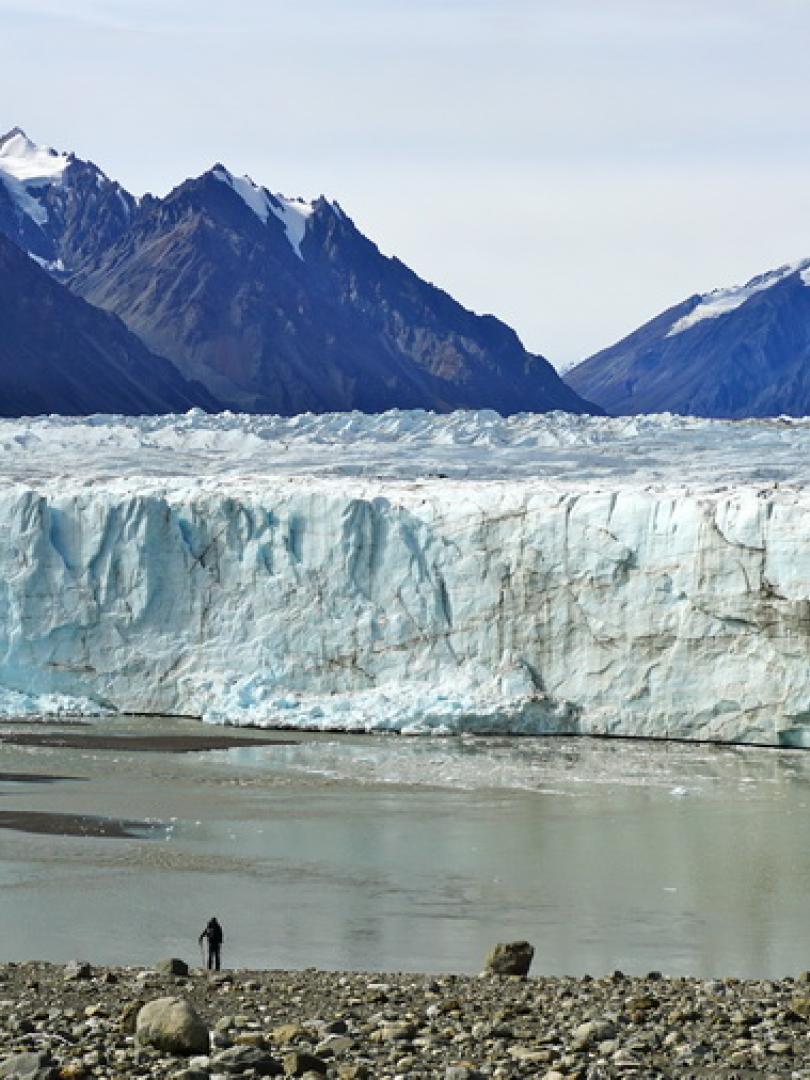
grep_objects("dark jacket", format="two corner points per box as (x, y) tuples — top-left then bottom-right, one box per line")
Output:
(199, 918), (223, 946)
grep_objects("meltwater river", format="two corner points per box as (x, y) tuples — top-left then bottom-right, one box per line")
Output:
(1, 716), (809, 978)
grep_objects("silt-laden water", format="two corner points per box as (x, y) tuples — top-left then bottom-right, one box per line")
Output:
(1, 716), (809, 978)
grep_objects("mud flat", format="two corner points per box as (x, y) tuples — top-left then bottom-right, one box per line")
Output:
(0, 809), (160, 839)
(0, 960), (808, 1078)
(0, 731), (297, 753)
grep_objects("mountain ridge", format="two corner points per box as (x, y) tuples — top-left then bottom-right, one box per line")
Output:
(566, 259), (810, 418)
(1, 128), (597, 417)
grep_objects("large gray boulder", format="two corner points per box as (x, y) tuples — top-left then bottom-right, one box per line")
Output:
(0, 1051), (52, 1078)
(483, 940), (535, 977)
(157, 957), (190, 977)
(136, 996), (209, 1056)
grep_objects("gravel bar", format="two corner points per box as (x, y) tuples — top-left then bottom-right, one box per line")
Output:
(1, 961), (810, 1078)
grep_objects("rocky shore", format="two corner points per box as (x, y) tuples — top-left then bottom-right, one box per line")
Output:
(2, 961), (810, 1079)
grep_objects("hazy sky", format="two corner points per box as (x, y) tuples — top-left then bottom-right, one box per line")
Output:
(4, 0), (810, 367)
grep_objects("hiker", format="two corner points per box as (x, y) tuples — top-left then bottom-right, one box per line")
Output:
(199, 916), (224, 970)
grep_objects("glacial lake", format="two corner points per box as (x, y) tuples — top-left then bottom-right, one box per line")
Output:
(1, 715), (810, 979)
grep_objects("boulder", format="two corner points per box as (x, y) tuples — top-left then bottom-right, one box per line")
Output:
(212, 1045), (282, 1075)
(572, 1018), (617, 1048)
(0, 1052), (52, 1078)
(136, 996), (210, 1056)
(483, 941), (534, 977)
(320, 1019), (348, 1035)
(119, 999), (146, 1034)
(58, 1064), (91, 1079)
(272, 1023), (307, 1045)
(314, 1035), (353, 1057)
(282, 1051), (327, 1076)
(63, 961), (92, 981)
(157, 957), (190, 977)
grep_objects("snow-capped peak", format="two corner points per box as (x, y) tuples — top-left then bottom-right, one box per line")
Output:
(211, 165), (272, 224)
(211, 165), (316, 260)
(668, 258), (810, 337)
(0, 127), (69, 185)
(0, 128), (71, 229)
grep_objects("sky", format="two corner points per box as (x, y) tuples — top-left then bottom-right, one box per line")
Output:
(3, 0), (810, 369)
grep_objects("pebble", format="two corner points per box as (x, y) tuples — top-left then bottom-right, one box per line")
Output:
(0, 962), (809, 1077)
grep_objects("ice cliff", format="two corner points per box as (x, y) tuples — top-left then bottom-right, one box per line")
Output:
(2, 409), (810, 745)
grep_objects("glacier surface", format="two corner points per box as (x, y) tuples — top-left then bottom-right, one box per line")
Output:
(2, 409), (810, 744)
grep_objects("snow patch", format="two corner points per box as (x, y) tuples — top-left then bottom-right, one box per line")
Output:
(1, 176), (49, 225)
(212, 166), (272, 224)
(210, 165), (316, 259)
(28, 253), (66, 273)
(0, 128), (70, 228)
(268, 193), (315, 259)
(668, 258), (810, 336)
(0, 128), (69, 184)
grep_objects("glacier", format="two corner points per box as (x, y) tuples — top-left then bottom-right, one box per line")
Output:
(2, 409), (810, 744)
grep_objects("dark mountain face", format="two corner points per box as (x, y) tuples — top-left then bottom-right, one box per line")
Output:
(1, 127), (597, 417)
(566, 263), (810, 418)
(0, 233), (216, 417)
(67, 167), (595, 416)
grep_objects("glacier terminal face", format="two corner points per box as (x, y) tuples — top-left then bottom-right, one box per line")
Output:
(2, 409), (810, 744)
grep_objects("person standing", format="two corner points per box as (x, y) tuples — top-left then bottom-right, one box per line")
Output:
(199, 917), (224, 970)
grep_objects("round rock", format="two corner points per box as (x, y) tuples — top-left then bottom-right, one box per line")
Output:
(136, 995), (210, 1056)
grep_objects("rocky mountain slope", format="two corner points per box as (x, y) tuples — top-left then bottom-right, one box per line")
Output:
(0, 128), (595, 416)
(0, 233), (215, 416)
(566, 259), (810, 417)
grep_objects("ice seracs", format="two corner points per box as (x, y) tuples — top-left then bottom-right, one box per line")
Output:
(2, 410), (810, 745)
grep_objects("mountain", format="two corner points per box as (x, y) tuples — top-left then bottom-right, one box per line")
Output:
(70, 166), (593, 415)
(566, 260), (810, 417)
(0, 128), (596, 416)
(0, 127), (135, 271)
(0, 232), (216, 417)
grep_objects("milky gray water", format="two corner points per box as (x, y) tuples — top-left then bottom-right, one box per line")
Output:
(2, 717), (809, 978)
